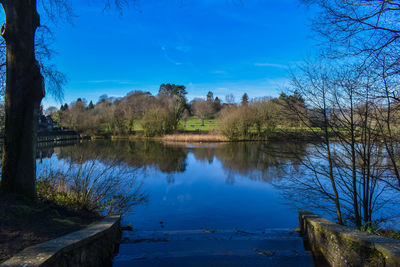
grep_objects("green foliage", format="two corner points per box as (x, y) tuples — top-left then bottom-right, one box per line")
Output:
(279, 90), (305, 105)
(358, 221), (400, 240)
(241, 93), (249, 106)
(60, 103), (69, 111)
(158, 84), (188, 128)
(87, 101), (94, 109)
(206, 91), (214, 102)
(158, 83), (187, 101)
(178, 116), (217, 132)
(360, 221), (380, 234)
(276, 91), (308, 128)
(37, 178), (85, 212)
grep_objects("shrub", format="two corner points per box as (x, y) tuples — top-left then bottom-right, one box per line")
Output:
(141, 107), (176, 137)
(218, 106), (257, 140)
(217, 100), (278, 140)
(37, 160), (146, 216)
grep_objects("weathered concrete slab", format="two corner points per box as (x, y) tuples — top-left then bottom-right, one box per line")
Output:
(115, 254), (314, 267)
(299, 210), (400, 267)
(1, 215), (121, 267)
(114, 228), (315, 266)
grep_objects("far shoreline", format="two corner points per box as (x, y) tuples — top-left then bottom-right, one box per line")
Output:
(84, 130), (325, 143)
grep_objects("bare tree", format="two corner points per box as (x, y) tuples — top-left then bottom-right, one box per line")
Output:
(225, 93), (235, 104)
(286, 59), (400, 226)
(250, 98), (278, 138)
(303, 0), (400, 100)
(192, 99), (215, 126)
(289, 61), (344, 224)
(122, 91), (154, 133)
(371, 59), (400, 187)
(298, 0), (400, 226)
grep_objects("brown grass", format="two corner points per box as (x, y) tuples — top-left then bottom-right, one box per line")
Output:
(161, 133), (228, 143)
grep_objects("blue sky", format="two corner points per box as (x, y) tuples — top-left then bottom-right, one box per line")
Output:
(38, 0), (314, 107)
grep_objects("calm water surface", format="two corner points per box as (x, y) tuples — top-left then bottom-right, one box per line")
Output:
(38, 140), (305, 230)
(126, 147), (298, 231)
(35, 140), (400, 265)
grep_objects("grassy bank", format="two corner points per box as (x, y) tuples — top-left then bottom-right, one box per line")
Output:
(0, 193), (100, 263)
(177, 118), (217, 132)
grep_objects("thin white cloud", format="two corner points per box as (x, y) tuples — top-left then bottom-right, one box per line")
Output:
(184, 77), (290, 102)
(160, 44), (185, 66)
(254, 62), (289, 69)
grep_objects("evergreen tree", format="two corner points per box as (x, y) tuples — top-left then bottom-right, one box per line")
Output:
(206, 91), (214, 102)
(214, 97), (222, 112)
(88, 101), (95, 109)
(241, 93), (249, 106)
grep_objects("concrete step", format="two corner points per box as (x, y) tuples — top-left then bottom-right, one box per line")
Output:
(114, 229), (314, 266)
(118, 239), (310, 256)
(114, 254), (314, 267)
(122, 228), (303, 242)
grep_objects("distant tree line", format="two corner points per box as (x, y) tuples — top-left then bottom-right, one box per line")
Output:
(52, 84), (187, 137)
(51, 83), (307, 139)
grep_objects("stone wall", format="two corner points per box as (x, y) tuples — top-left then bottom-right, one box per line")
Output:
(1, 215), (121, 267)
(299, 211), (400, 267)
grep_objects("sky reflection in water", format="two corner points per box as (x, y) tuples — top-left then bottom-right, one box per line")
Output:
(130, 152), (297, 231)
(36, 140), (400, 231)
(37, 141), (303, 231)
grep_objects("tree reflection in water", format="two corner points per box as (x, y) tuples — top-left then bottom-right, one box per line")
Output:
(52, 140), (307, 185)
(37, 140), (400, 227)
(55, 140), (188, 175)
(277, 142), (400, 227)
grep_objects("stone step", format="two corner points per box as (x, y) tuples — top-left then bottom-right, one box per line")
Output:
(122, 228), (303, 242)
(117, 239), (309, 256)
(115, 254), (314, 267)
(120, 239), (308, 258)
(114, 240), (313, 266)
(114, 229), (314, 267)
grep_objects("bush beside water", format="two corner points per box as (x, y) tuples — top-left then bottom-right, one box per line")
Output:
(37, 159), (146, 216)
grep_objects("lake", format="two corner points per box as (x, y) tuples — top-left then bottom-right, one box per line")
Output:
(36, 140), (400, 266)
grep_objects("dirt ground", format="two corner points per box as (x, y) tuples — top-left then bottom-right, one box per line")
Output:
(0, 193), (100, 263)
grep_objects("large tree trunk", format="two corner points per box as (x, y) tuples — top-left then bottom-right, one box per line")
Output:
(0, 0), (44, 198)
